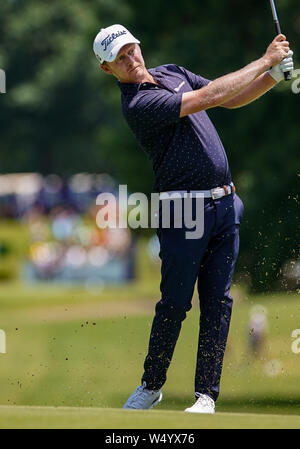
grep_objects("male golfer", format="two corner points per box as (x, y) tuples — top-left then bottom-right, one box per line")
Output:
(93, 24), (293, 413)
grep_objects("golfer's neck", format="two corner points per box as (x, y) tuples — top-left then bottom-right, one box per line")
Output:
(139, 68), (157, 85)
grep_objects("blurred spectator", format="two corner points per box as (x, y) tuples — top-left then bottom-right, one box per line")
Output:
(0, 173), (135, 285)
(247, 305), (269, 357)
(0, 173), (42, 218)
(147, 234), (160, 262)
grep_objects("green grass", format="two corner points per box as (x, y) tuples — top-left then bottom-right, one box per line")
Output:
(0, 225), (300, 427)
(1, 291), (300, 416)
(0, 406), (299, 429)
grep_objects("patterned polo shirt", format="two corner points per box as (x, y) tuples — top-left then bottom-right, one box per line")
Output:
(118, 64), (232, 192)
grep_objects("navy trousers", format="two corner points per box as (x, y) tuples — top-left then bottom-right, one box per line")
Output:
(142, 193), (244, 402)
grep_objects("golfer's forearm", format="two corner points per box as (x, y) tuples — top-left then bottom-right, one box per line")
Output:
(220, 72), (277, 109)
(180, 56), (271, 117)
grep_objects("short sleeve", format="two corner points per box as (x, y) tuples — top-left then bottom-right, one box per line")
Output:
(126, 90), (183, 131)
(177, 66), (211, 90)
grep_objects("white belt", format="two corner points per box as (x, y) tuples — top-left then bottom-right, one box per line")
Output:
(159, 183), (235, 200)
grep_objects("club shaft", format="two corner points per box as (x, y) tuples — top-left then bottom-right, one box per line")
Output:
(269, 0), (291, 81)
(269, 0), (279, 22)
(274, 20), (281, 35)
(270, 0), (282, 33)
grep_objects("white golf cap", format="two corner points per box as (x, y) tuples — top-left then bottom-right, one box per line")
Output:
(93, 24), (140, 64)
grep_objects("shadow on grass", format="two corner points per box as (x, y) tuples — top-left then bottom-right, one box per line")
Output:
(160, 395), (300, 415)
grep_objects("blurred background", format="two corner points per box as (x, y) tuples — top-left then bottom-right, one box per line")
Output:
(0, 0), (299, 415)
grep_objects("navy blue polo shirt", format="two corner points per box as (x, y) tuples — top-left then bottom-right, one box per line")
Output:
(118, 64), (232, 192)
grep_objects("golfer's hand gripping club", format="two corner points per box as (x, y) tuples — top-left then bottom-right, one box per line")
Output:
(264, 34), (291, 82)
(268, 50), (294, 83)
(269, 0), (292, 81)
(274, 27), (292, 82)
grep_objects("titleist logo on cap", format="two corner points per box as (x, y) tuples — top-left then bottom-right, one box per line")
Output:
(101, 30), (127, 51)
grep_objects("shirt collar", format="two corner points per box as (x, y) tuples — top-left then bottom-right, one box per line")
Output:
(117, 68), (162, 95)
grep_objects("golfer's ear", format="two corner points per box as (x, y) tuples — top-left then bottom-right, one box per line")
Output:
(100, 63), (113, 75)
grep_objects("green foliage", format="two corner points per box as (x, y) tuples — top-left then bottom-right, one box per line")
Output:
(0, 0), (299, 290)
(0, 221), (30, 280)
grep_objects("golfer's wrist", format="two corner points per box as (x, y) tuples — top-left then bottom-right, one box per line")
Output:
(261, 54), (274, 71)
(267, 68), (282, 83)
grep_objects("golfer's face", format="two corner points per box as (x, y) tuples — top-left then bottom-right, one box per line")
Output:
(103, 44), (146, 83)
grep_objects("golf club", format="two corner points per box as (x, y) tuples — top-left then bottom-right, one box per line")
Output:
(269, 0), (291, 81)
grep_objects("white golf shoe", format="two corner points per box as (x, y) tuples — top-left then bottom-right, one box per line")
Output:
(123, 382), (162, 410)
(184, 393), (215, 414)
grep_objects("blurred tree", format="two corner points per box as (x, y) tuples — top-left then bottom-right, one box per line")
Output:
(0, 0), (299, 291)
(0, 0), (147, 186)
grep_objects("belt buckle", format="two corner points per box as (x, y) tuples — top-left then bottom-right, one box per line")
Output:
(211, 187), (224, 200)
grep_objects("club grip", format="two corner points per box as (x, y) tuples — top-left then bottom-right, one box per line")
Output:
(274, 21), (291, 81)
(284, 71), (292, 81)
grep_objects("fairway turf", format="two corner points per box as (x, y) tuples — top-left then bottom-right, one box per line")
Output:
(1, 236), (300, 427)
(1, 299), (300, 414)
(0, 405), (299, 429)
